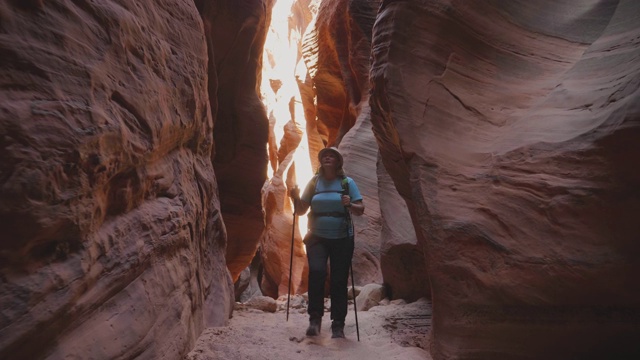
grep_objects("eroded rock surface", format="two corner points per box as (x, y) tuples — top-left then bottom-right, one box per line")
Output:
(370, 1), (640, 358)
(0, 1), (232, 358)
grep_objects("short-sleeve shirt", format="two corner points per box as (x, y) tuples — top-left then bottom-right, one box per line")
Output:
(301, 175), (362, 239)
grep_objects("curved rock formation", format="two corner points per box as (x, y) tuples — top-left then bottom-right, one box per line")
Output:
(197, 0), (271, 282)
(370, 0), (640, 358)
(260, 149), (309, 298)
(0, 1), (232, 358)
(255, 0), (313, 298)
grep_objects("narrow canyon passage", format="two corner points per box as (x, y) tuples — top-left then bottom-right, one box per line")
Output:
(211, 2), (434, 357)
(1, 1), (639, 360)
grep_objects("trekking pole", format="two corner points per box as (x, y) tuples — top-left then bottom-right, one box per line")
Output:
(350, 262), (360, 341)
(286, 186), (298, 321)
(342, 184), (360, 341)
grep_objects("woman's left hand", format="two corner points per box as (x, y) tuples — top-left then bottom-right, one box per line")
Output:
(341, 195), (351, 207)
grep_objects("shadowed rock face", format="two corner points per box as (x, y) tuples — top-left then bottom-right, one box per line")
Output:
(370, 0), (640, 359)
(0, 1), (233, 358)
(196, 0), (271, 282)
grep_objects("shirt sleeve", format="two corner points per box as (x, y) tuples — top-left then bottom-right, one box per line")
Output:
(347, 177), (363, 202)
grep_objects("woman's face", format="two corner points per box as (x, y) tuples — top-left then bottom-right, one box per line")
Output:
(321, 151), (339, 169)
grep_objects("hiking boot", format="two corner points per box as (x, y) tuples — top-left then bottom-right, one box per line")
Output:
(331, 321), (345, 338)
(306, 317), (322, 336)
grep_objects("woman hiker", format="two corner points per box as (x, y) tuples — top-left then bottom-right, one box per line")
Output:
(289, 147), (364, 338)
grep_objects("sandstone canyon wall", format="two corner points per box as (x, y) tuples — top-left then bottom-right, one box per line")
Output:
(196, 0), (271, 282)
(0, 1), (233, 359)
(306, 0), (387, 287)
(299, 0), (430, 299)
(369, 0), (640, 359)
(334, 0), (430, 299)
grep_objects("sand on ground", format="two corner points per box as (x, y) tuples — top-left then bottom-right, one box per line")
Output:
(186, 297), (433, 360)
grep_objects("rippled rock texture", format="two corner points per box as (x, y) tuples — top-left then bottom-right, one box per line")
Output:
(0, 1), (233, 358)
(370, 1), (640, 359)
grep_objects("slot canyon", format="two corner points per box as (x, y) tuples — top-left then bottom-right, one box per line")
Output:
(1, 0), (639, 359)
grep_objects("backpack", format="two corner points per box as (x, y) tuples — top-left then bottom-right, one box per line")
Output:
(307, 174), (350, 217)
(309, 174), (350, 197)
(303, 174), (354, 246)
(306, 174), (353, 235)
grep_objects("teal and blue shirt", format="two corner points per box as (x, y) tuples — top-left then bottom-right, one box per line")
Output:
(301, 176), (362, 239)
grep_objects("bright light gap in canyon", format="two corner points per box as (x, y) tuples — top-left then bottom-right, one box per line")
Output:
(261, 0), (314, 237)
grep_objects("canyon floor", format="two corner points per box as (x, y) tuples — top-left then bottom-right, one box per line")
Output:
(187, 297), (433, 360)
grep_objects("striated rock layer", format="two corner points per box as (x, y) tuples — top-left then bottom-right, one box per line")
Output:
(370, 0), (640, 359)
(0, 1), (233, 359)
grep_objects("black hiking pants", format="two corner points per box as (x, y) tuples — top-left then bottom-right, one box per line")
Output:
(306, 235), (354, 322)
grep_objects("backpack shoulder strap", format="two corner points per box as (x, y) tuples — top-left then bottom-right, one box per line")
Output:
(311, 174), (347, 195)
(311, 174), (320, 195)
(340, 175), (353, 228)
(341, 175), (349, 196)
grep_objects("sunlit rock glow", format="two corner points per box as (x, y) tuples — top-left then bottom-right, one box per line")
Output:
(258, 0), (316, 297)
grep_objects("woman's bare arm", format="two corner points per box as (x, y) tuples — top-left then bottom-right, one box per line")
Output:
(289, 186), (310, 215)
(348, 200), (364, 216)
